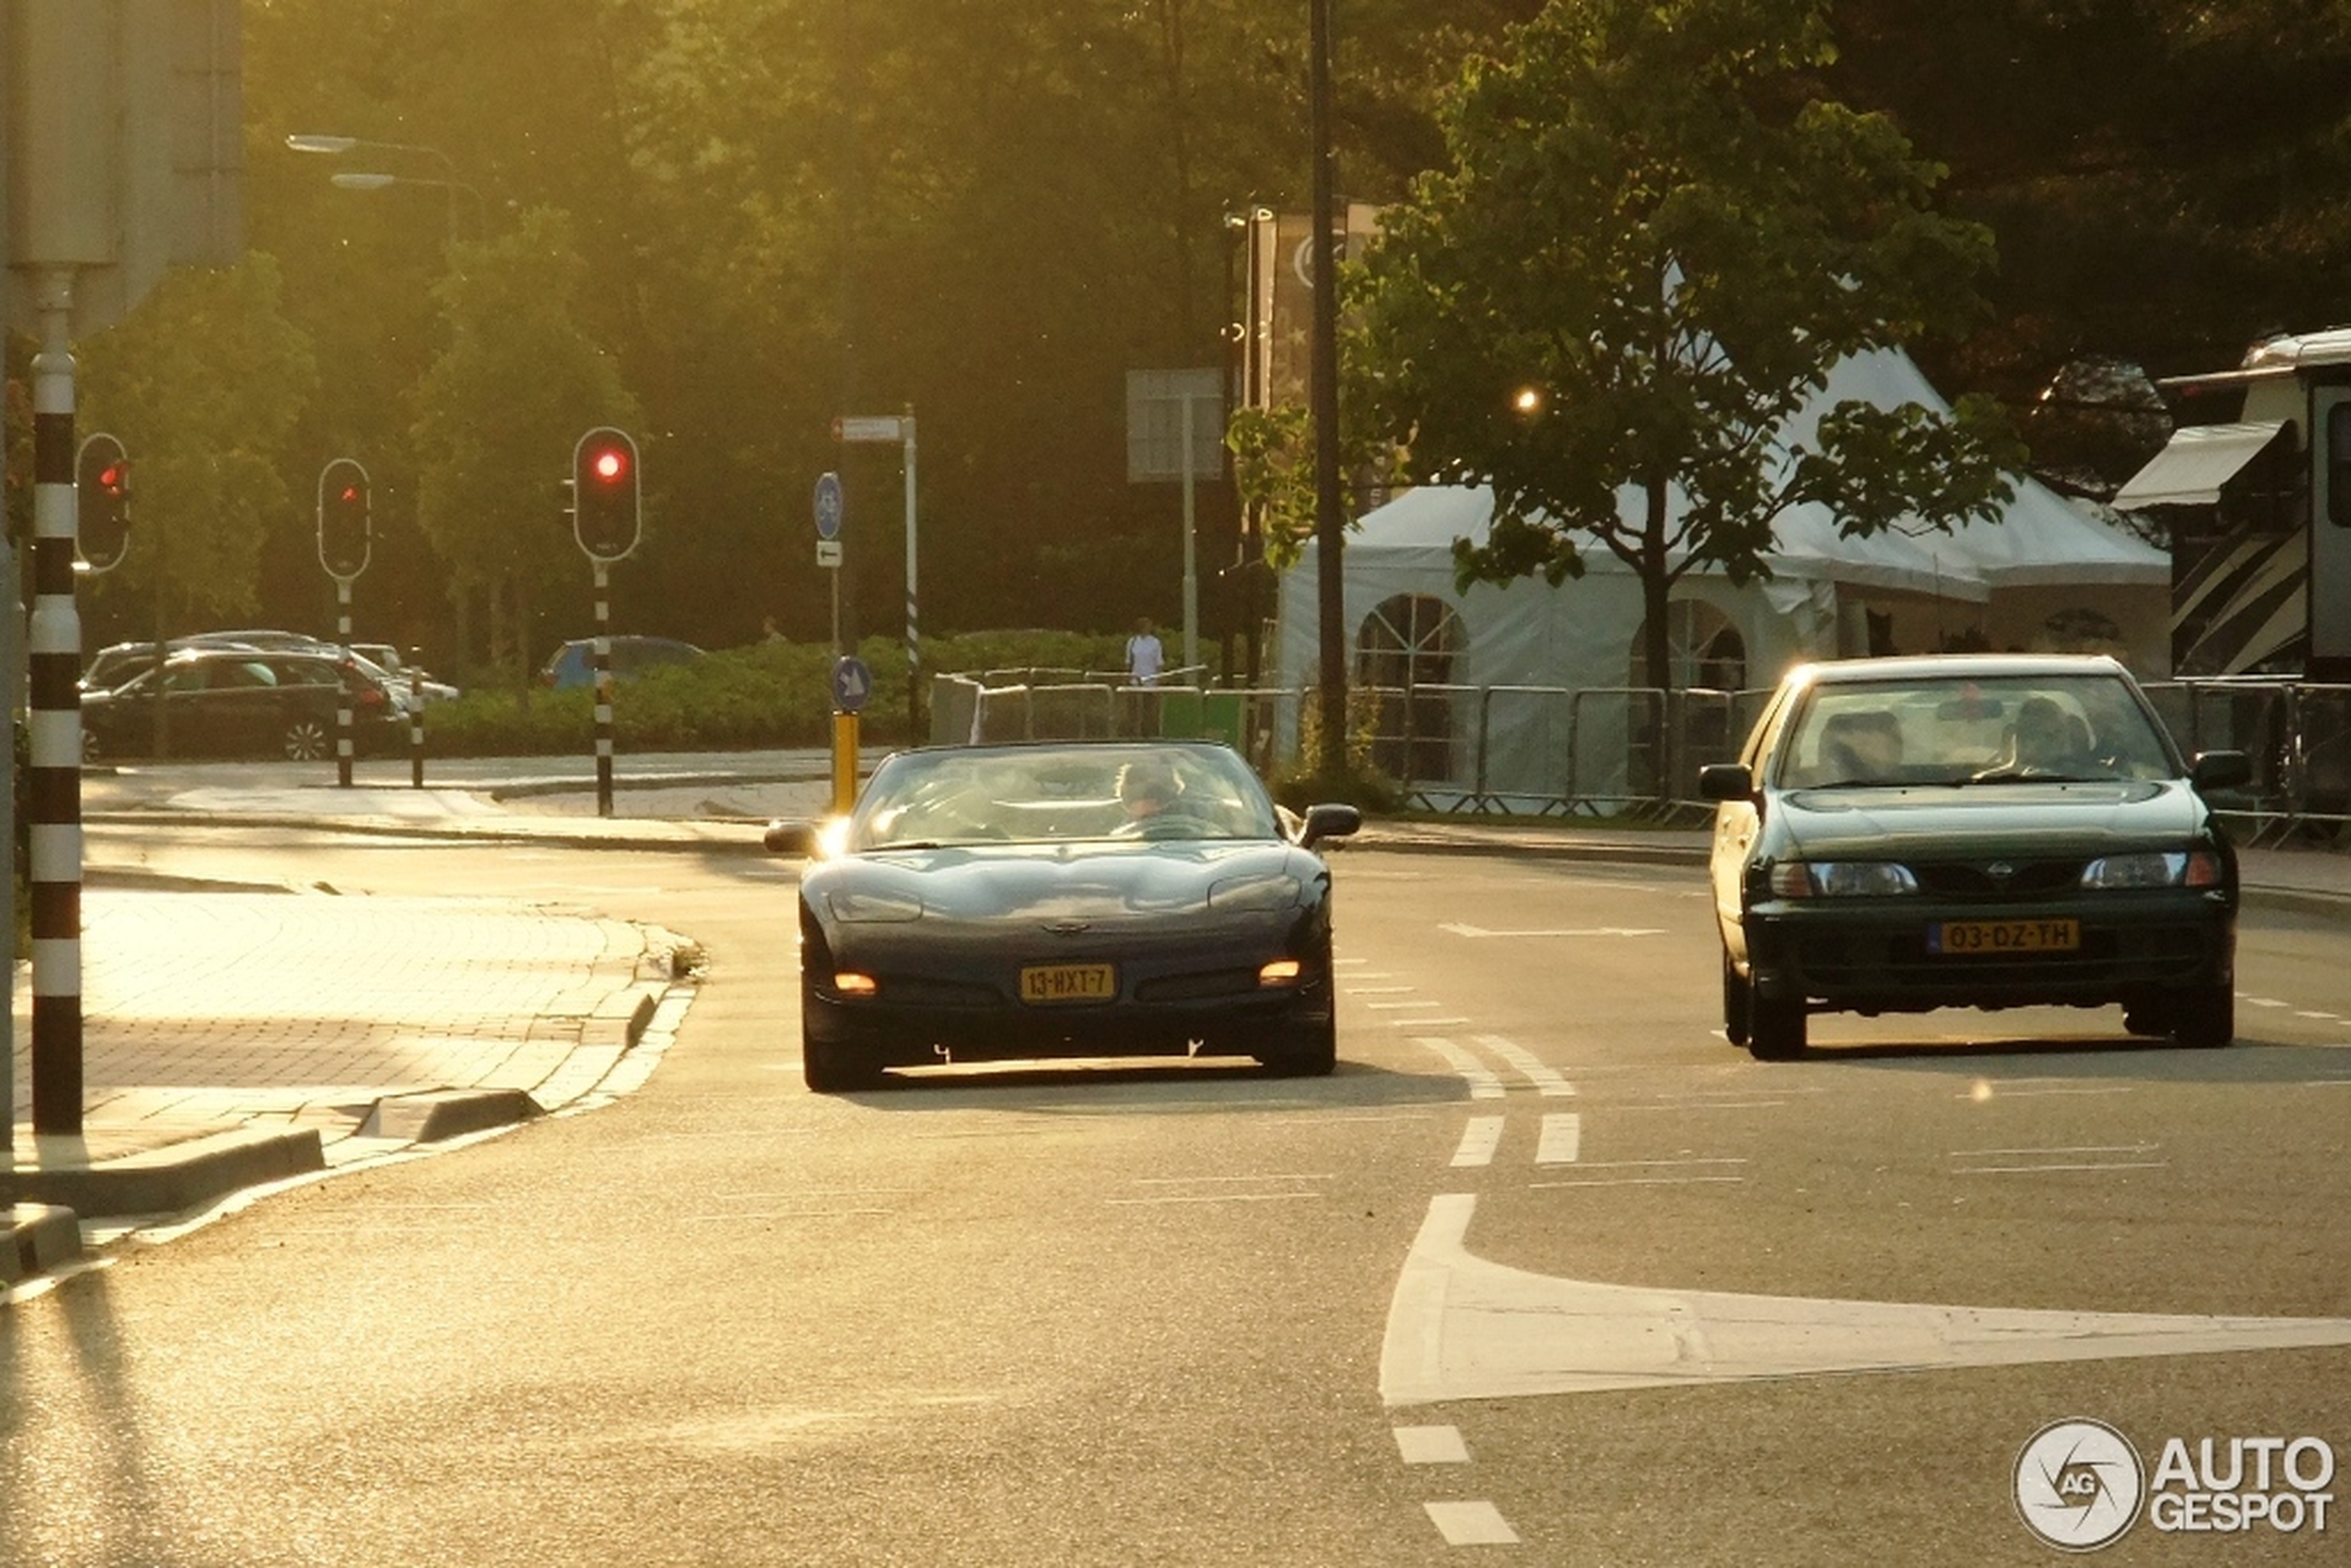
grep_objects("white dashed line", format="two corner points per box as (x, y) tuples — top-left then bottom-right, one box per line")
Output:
(1394, 1425), (1470, 1464)
(1451, 1116), (1504, 1168)
(1391, 1016), (1472, 1028)
(1532, 1174), (1745, 1188)
(1424, 1500), (1521, 1546)
(1416, 1037), (1505, 1100)
(1474, 1034), (1576, 1097)
(2246, 997), (2292, 1009)
(1955, 1162), (2169, 1176)
(1348, 986), (1418, 995)
(1536, 1112), (1582, 1164)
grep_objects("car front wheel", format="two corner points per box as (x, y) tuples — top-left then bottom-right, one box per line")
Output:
(1747, 986), (1806, 1061)
(282, 718), (330, 762)
(1255, 1014), (1337, 1076)
(2171, 980), (2234, 1049)
(1721, 949), (1751, 1048)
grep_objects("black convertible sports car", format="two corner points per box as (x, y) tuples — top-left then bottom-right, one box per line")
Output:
(766, 740), (1362, 1091)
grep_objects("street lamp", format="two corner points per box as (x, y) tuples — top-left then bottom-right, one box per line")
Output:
(328, 169), (488, 239)
(287, 132), (485, 239)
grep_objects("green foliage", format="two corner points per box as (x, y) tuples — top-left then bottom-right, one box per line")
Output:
(1351, 0), (2023, 690)
(77, 256), (318, 629)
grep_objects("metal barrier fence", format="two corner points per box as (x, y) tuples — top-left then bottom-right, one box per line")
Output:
(932, 671), (2351, 837)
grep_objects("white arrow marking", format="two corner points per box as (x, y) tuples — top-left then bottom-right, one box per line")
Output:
(1439, 922), (1663, 939)
(1380, 1194), (2351, 1406)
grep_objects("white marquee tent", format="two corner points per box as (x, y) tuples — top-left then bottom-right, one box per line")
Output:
(1272, 347), (2171, 801)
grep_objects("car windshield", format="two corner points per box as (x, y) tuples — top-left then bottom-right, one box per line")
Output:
(1776, 673), (2180, 788)
(850, 744), (1282, 849)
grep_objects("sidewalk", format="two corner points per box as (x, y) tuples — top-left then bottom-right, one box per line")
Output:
(10, 764), (2351, 1287)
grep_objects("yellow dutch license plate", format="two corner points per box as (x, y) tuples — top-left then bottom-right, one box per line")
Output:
(1019, 963), (1117, 1003)
(1929, 918), (2080, 956)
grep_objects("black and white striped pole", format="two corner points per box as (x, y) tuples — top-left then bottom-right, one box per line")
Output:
(317, 459), (371, 787)
(27, 279), (84, 1135)
(571, 429), (641, 818)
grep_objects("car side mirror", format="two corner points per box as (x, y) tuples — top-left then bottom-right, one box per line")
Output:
(764, 818), (820, 856)
(1300, 803), (1362, 851)
(2191, 750), (2253, 792)
(1698, 762), (1754, 802)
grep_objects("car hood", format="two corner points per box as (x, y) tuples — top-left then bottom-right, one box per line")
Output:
(804, 839), (1317, 923)
(1776, 779), (2211, 859)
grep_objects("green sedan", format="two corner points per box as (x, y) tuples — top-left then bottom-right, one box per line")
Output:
(1699, 653), (2253, 1061)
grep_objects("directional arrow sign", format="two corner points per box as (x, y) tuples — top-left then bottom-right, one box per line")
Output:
(815, 471), (844, 540)
(832, 654), (873, 713)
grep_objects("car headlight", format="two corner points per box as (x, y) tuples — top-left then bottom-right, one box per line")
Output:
(1208, 873), (1304, 911)
(1767, 861), (1919, 899)
(2079, 849), (2225, 890)
(825, 889), (925, 923)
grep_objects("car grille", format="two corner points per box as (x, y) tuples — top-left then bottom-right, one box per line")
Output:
(1134, 967), (1262, 1002)
(1908, 859), (2086, 900)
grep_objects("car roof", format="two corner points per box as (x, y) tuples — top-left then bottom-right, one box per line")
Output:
(1788, 653), (2132, 688)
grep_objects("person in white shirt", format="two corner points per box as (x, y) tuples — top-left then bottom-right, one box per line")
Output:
(1126, 616), (1165, 686)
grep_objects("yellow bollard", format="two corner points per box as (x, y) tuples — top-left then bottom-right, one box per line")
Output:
(831, 711), (860, 815)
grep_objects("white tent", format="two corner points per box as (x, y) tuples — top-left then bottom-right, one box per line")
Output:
(1274, 347), (2171, 802)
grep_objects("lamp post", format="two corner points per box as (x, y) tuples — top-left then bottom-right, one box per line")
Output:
(287, 132), (486, 239)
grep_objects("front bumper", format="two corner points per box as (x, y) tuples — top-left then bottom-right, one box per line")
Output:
(1741, 889), (2235, 1014)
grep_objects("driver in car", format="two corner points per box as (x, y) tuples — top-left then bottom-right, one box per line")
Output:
(1116, 758), (1208, 835)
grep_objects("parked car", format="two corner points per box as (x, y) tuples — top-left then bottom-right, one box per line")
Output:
(537, 635), (705, 690)
(765, 739), (1362, 1091)
(81, 647), (408, 762)
(350, 642), (462, 703)
(1699, 653), (2253, 1059)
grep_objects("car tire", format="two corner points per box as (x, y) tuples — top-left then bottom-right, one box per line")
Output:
(282, 718), (330, 762)
(1721, 950), (1751, 1048)
(802, 1027), (883, 1092)
(1747, 987), (1806, 1061)
(1256, 1015), (1337, 1077)
(2171, 981), (2234, 1050)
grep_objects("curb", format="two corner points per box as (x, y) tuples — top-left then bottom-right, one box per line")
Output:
(0, 1126), (326, 1220)
(4, 1203), (83, 1284)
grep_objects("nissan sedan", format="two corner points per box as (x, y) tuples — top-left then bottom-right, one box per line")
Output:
(1700, 653), (2251, 1059)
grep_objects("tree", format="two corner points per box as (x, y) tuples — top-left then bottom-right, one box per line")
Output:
(409, 206), (640, 689)
(78, 256), (318, 639)
(1353, 0), (2024, 694)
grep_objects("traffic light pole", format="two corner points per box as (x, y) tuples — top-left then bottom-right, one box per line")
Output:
(335, 579), (354, 788)
(27, 273), (85, 1137)
(593, 562), (614, 818)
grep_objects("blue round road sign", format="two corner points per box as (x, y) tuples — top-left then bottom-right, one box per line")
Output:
(831, 654), (873, 713)
(815, 471), (845, 541)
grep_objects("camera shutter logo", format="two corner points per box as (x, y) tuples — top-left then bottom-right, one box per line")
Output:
(2016, 1419), (2145, 1552)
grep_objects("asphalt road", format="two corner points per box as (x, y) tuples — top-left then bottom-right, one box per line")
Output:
(5, 827), (2347, 1566)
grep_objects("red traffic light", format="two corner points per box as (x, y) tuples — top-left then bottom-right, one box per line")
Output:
(96, 465), (126, 495)
(591, 447), (628, 484)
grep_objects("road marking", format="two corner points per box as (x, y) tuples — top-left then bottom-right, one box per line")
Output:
(1536, 1112), (1581, 1164)
(1955, 1161), (2168, 1176)
(1439, 921), (1664, 939)
(2246, 996), (2291, 1009)
(1389, 1016), (1472, 1028)
(1394, 1425), (1469, 1464)
(1379, 1194), (2351, 1404)
(1129, 1174), (1334, 1185)
(1424, 1500), (1520, 1546)
(1416, 1037), (1504, 1100)
(1451, 1116), (1504, 1167)
(1532, 1175), (1745, 1188)
(1367, 1000), (1448, 1011)
(2295, 1011), (2338, 1020)
(1949, 1144), (2157, 1158)
(1960, 1084), (2136, 1100)
(1103, 1192), (1322, 1206)
(1348, 986), (1417, 995)
(1474, 1034), (1576, 1097)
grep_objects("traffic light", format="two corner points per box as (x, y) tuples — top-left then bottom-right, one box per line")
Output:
(76, 433), (131, 572)
(572, 427), (641, 560)
(317, 458), (372, 579)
